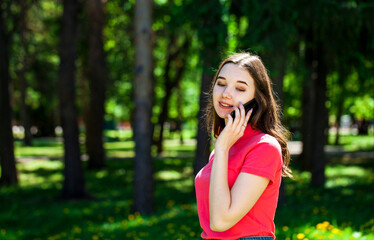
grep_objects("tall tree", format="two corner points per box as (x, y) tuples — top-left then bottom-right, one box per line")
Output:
(85, 0), (107, 169)
(299, 0), (330, 186)
(58, 0), (87, 198)
(133, 0), (154, 214)
(192, 0), (227, 176)
(303, 41), (328, 186)
(0, 0), (18, 185)
(18, 0), (32, 146)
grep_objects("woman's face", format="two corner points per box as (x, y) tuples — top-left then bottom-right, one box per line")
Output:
(213, 63), (256, 119)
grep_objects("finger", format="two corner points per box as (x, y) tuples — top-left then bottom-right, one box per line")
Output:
(226, 113), (233, 126)
(233, 106), (240, 127)
(238, 102), (246, 127)
(245, 108), (253, 124)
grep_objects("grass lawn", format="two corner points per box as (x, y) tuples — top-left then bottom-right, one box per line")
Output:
(1, 132), (374, 240)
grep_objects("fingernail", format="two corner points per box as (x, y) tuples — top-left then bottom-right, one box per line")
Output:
(240, 102), (243, 106)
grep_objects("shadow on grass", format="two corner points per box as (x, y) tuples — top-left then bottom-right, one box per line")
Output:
(2, 144), (374, 239)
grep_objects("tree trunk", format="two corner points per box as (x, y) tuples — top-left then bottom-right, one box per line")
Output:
(310, 43), (327, 186)
(301, 38), (327, 186)
(272, 56), (286, 108)
(193, 55), (213, 176)
(58, 0), (87, 199)
(300, 29), (315, 173)
(133, 0), (154, 214)
(18, 0), (32, 146)
(0, 1), (18, 185)
(85, 0), (107, 169)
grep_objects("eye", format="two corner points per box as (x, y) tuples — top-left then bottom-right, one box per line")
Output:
(236, 88), (245, 92)
(217, 82), (225, 87)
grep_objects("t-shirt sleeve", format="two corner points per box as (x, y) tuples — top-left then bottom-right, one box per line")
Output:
(240, 140), (282, 184)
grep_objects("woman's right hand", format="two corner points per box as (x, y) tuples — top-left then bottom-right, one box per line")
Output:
(215, 102), (252, 152)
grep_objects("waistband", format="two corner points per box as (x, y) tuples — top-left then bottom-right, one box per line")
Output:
(237, 237), (273, 240)
(204, 237), (273, 240)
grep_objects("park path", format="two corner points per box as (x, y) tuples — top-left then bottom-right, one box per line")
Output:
(288, 141), (374, 164)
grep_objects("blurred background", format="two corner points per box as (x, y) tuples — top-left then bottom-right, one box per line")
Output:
(0, 0), (373, 239)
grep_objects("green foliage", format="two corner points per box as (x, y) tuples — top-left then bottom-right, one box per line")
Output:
(3, 0), (373, 137)
(349, 95), (374, 120)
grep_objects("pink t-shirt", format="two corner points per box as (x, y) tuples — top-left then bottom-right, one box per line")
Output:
(195, 126), (283, 240)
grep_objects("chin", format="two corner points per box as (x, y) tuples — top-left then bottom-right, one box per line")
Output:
(216, 111), (229, 119)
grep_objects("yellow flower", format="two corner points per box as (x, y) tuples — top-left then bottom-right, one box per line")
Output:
(297, 233), (305, 239)
(332, 228), (340, 234)
(282, 226), (289, 231)
(316, 223), (325, 230)
(323, 221), (330, 226)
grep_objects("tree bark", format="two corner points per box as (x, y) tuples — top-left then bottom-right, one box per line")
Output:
(85, 0), (107, 169)
(18, 0), (32, 146)
(300, 28), (315, 172)
(0, 0), (18, 185)
(58, 0), (87, 199)
(301, 37), (328, 186)
(133, 0), (154, 214)
(310, 43), (327, 186)
(271, 56), (286, 108)
(193, 55), (213, 176)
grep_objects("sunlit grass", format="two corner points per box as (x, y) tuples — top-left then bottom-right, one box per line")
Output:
(328, 133), (374, 151)
(3, 134), (374, 239)
(14, 140), (63, 158)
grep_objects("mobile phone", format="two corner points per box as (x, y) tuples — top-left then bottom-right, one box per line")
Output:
(230, 98), (258, 122)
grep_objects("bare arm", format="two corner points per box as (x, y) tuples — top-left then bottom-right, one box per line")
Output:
(209, 148), (269, 231)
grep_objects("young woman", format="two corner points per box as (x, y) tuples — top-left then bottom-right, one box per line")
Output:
(195, 52), (292, 240)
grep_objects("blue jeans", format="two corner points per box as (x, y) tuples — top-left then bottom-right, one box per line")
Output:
(205, 237), (273, 240)
(237, 237), (273, 240)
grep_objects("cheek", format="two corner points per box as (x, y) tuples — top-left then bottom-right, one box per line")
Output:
(212, 87), (220, 100)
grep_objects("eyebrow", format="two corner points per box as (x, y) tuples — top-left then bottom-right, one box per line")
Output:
(217, 76), (248, 86)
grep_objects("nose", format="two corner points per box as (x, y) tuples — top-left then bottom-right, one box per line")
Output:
(222, 86), (232, 99)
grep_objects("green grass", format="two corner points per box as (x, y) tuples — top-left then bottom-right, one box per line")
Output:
(1, 134), (374, 240)
(328, 133), (374, 151)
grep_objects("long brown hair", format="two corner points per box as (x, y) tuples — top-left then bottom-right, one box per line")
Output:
(205, 52), (292, 178)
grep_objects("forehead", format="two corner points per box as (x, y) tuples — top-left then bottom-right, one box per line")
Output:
(218, 63), (252, 83)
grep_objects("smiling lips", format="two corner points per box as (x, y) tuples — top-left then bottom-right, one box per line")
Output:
(219, 101), (233, 109)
